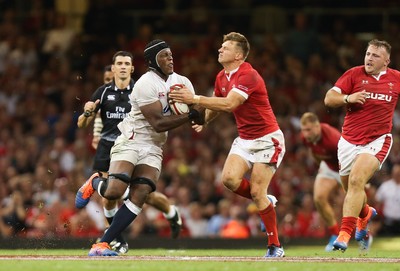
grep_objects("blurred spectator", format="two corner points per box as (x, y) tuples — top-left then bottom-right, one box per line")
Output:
(283, 12), (320, 65)
(375, 164), (400, 235)
(185, 202), (208, 237)
(207, 199), (232, 237)
(0, 2), (399, 241)
(0, 189), (27, 237)
(41, 12), (76, 58)
(220, 205), (251, 239)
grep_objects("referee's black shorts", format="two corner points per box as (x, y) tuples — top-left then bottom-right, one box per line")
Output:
(93, 139), (114, 172)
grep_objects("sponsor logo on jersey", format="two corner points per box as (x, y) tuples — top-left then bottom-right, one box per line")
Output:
(106, 106), (127, 119)
(107, 95), (116, 101)
(106, 112), (127, 119)
(365, 91), (392, 102)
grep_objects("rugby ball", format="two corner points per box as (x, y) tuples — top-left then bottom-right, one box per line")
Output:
(169, 84), (190, 115)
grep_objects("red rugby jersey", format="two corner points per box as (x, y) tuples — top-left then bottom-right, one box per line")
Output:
(335, 66), (400, 145)
(301, 123), (340, 171)
(214, 62), (279, 140)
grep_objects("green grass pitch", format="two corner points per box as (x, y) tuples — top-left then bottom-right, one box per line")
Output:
(0, 237), (398, 271)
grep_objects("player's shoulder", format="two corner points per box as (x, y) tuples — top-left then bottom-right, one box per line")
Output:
(321, 122), (339, 132)
(92, 83), (111, 100)
(135, 71), (157, 88)
(216, 69), (225, 79)
(170, 72), (191, 83)
(347, 65), (365, 75)
(387, 67), (400, 78)
(237, 62), (261, 80)
(320, 123), (341, 140)
(169, 72), (194, 91)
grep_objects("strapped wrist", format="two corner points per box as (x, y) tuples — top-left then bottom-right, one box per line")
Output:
(193, 95), (200, 105)
(188, 108), (199, 120)
(83, 111), (92, 117)
(343, 95), (349, 104)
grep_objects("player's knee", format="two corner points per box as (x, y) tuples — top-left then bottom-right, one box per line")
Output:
(102, 173), (131, 199)
(103, 186), (124, 200)
(313, 194), (326, 205)
(348, 175), (365, 189)
(130, 177), (156, 203)
(221, 175), (237, 191)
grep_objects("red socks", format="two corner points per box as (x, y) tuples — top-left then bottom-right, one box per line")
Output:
(340, 216), (357, 236)
(259, 204), (280, 247)
(233, 178), (252, 199)
(359, 204), (370, 219)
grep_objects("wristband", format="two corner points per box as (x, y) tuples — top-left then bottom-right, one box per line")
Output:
(193, 95), (200, 105)
(188, 108), (200, 120)
(343, 95), (349, 104)
(83, 111), (92, 117)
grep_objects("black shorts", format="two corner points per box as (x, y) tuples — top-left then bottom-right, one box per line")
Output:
(93, 139), (114, 172)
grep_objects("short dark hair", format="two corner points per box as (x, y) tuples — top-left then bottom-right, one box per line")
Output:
(104, 65), (112, 72)
(368, 39), (391, 55)
(112, 51), (134, 64)
(223, 32), (250, 60)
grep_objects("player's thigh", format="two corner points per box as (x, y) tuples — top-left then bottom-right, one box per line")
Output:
(221, 154), (249, 185)
(250, 163), (275, 192)
(314, 177), (338, 200)
(350, 153), (379, 186)
(132, 163), (160, 182)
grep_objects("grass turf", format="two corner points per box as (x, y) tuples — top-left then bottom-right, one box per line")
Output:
(0, 237), (398, 271)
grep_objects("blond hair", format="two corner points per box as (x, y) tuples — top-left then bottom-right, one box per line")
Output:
(300, 112), (320, 125)
(368, 39), (391, 55)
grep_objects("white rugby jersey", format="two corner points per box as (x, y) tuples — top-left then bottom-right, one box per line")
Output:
(117, 70), (194, 145)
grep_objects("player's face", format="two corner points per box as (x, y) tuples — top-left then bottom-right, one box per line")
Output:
(218, 41), (241, 65)
(103, 70), (114, 84)
(364, 45), (390, 75)
(157, 48), (174, 75)
(301, 122), (321, 143)
(112, 56), (134, 80)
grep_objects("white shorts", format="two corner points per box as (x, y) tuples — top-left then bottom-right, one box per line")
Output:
(338, 134), (392, 176)
(110, 134), (163, 171)
(316, 161), (341, 184)
(228, 129), (285, 170)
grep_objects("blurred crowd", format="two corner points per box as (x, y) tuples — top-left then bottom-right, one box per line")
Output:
(1, 0), (400, 240)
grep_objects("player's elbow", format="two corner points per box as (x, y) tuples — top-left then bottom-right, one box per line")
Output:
(324, 91), (338, 108)
(323, 95), (331, 107)
(151, 120), (170, 133)
(153, 126), (166, 133)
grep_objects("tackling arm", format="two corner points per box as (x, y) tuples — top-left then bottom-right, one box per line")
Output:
(169, 88), (245, 112)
